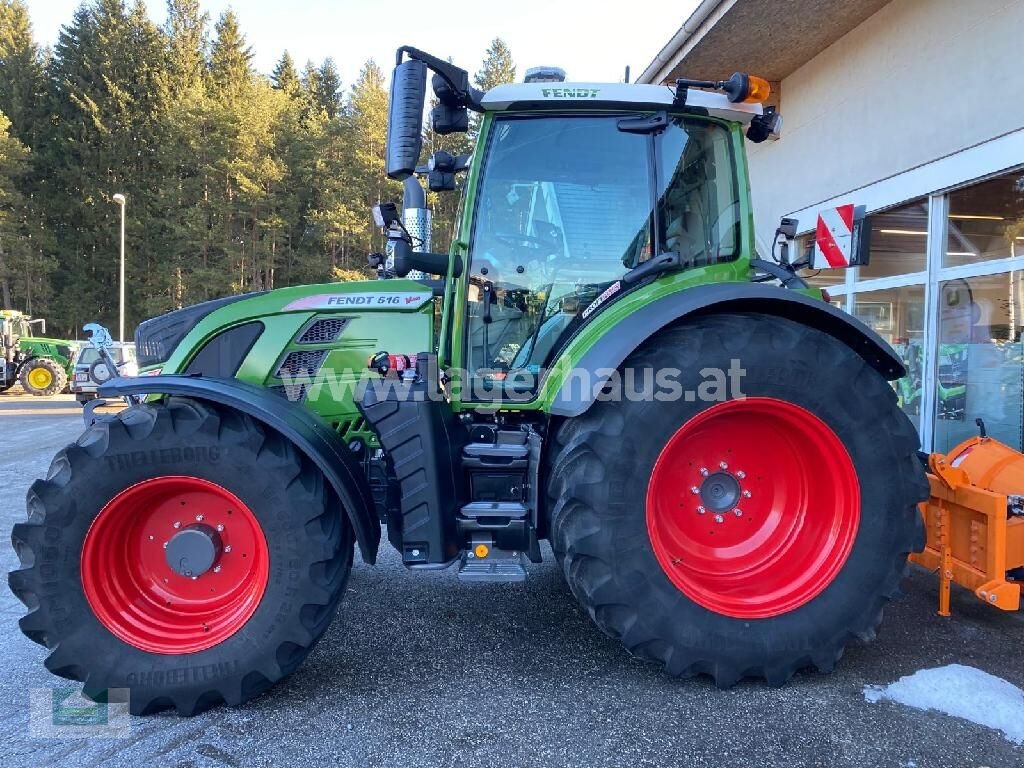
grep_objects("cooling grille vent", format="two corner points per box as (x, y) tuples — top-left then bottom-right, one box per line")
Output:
(269, 383), (309, 402)
(275, 349), (328, 379)
(298, 318), (350, 344)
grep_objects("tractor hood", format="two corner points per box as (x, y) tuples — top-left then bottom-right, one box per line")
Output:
(136, 280), (435, 370)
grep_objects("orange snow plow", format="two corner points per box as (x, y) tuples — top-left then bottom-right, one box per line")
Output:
(914, 424), (1024, 616)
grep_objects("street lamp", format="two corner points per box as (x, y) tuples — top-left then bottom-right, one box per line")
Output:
(112, 193), (126, 342)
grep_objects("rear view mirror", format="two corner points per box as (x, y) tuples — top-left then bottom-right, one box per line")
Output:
(386, 59), (427, 180)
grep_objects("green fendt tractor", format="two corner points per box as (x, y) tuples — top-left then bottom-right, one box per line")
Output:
(0, 309), (77, 396)
(10, 48), (928, 716)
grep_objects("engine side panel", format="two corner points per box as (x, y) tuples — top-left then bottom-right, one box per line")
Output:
(151, 280), (436, 448)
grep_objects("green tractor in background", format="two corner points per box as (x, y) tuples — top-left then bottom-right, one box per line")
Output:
(10, 47), (928, 716)
(0, 309), (78, 396)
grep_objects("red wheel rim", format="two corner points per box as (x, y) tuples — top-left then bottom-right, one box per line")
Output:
(646, 398), (859, 619)
(81, 476), (269, 654)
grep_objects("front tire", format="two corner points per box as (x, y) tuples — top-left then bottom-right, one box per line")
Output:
(548, 313), (927, 686)
(19, 357), (67, 396)
(9, 398), (353, 715)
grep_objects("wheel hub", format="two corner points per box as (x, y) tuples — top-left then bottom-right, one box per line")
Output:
(700, 471), (740, 513)
(165, 524), (222, 577)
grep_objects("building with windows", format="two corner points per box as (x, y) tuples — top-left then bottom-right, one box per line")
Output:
(639, 0), (1024, 452)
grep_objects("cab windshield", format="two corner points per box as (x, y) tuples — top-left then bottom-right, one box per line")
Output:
(464, 114), (740, 396)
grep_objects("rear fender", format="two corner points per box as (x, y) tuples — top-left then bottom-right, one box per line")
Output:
(99, 375), (380, 563)
(548, 282), (904, 417)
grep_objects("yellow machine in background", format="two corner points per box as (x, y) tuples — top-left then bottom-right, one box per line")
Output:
(915, 425), (1024, 616)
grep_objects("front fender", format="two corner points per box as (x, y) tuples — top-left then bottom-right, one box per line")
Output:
(547, 282), (904, 417)
(99, 375), (380, 563)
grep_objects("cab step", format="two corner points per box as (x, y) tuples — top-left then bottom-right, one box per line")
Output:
(456, 535), (528, 583)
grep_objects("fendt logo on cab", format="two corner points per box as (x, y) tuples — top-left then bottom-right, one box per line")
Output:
(541, 88), (599, 98)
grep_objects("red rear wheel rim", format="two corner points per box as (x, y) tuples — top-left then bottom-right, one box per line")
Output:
(646, 397), (859, 619)
(81, 476), (269, 654)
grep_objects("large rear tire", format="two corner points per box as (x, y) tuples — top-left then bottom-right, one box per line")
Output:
(548, 312), (928, 686)
(19, 357), (67, 396)
(9, 398), (353, 715)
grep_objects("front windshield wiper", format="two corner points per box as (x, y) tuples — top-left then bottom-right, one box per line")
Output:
(622, 251), (680, 285)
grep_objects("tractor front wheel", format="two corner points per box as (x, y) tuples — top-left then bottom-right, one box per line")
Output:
(9, 398), (353, 715)
(548, 312), (928, 686)
(19, 357), (67, 396)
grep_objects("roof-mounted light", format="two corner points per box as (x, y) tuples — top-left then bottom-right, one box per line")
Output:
(675, 72), (771, 104)
(524, 66), (566, 83)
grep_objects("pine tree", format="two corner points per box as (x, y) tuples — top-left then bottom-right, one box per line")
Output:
(272, 50), (299, 96)
(474, 38), (516, 92)
(0, 0), (51, 313)
(0, 110), (29, 308)
(164, 0), (207, 96)
(300, 59), (323, 119)
(209, 9), (252, 101)
(469, 38), (516, 143)
(315, 57), (342, 119)
(0, 0), (46, 146)
(343, 59), (397, 262)
(40, 0), (172, 334)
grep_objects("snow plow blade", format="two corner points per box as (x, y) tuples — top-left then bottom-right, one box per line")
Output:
(914, 433), (1024, 615)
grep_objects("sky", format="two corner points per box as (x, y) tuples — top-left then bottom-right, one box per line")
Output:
(25, 0), (696, 84)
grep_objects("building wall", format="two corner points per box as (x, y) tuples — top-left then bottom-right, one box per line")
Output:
(747, 0), (1024, 243)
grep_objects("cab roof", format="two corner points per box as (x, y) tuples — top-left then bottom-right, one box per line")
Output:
(480, 82), (762, 124)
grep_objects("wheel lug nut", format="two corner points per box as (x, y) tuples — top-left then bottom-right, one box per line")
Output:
(714, 514), (724, 524)
(697, 506), (706, 515)
(195, 514), (204, 522)
(734, 508), (743, 517)
(224, 545), (232, 553)
(742, 490), (752, 498)
(213, 565), (221, 573)
(700, 467), (709, 477)
(736, 471), (746, 479)
(216, 524), (224, 532)
(162, 541), (168, 549)
(719, 461), (728, 470)
(690, 486), (700, 495)
(173, 521), (181, 529)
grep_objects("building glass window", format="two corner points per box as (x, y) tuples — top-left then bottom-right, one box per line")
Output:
(933, 272), (1024, 453)
(945, 171), (1024, 268)
(853, 285), (926, 428)
(857, 198), (929, 279)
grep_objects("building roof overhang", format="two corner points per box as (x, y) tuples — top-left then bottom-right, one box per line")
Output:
(637, 0), (891, 85)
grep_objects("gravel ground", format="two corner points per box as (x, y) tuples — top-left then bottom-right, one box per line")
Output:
(1, 393), (1021, 767)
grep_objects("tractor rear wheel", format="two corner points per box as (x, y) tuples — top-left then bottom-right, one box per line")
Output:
(548, 312), (927, 686)
(9, 398), (353, 715)
(19, 357), (66, 396)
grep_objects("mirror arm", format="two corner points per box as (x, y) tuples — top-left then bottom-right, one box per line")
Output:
(396, 46), (484, 111)
(392, 239), (464, 278)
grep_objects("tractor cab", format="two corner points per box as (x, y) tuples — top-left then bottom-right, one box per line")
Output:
(461, 109), (741, 388)
(378, 48), (778, 404)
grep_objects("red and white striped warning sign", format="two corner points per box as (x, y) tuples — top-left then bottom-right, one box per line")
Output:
(813, 203), (855, 269)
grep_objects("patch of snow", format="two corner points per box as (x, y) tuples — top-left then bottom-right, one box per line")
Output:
(864, 664), (1024, 745)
